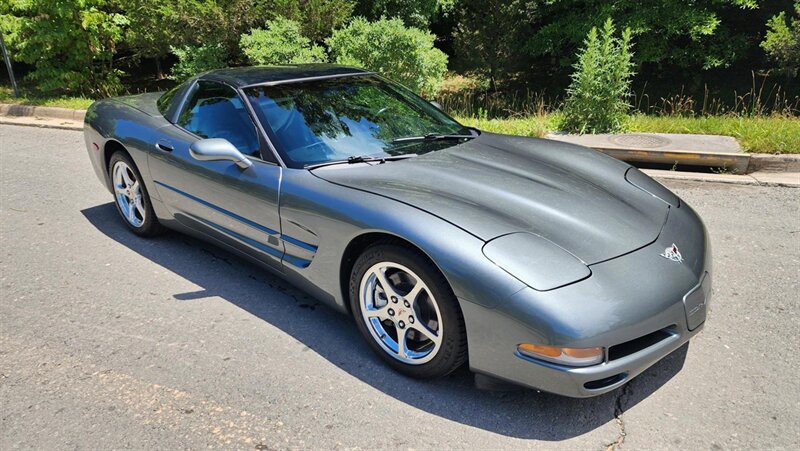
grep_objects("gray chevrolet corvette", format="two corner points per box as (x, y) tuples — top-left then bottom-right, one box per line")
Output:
(84, 64), (711, 397)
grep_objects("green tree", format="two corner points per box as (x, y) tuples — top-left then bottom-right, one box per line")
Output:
(122, 0), (228, 78)
(215, 0), (289, 57)
(523, 0), (758, 70)
(0, 0), (23, 45)
(240, 17), (327, 65)
(169, 42), (228, 81)
(122, 0), (183, 78)
(452, 0), (530, 90)
(327, 17), (448, 94)
(354, 0), (439, 27)
(561, 19), (635, 134)
(161, 0), (353, 63)
(762, 1), (800, 77)
(228, 0), (354, 44)
(4, 0), (126, 96)
(296, 0), (355, 42)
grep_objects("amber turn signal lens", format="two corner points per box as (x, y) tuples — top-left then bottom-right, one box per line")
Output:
(517, 343), (562, 358)
(563, 347), (604, 358)
(517, 343), (604, 367)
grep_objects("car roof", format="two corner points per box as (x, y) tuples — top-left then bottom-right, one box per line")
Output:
(200, 64), (372, 88)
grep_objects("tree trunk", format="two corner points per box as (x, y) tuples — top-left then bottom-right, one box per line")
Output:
(155, 57), (164, 80)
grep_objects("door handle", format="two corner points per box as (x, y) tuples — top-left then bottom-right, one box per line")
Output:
(155, 140), (174, 152)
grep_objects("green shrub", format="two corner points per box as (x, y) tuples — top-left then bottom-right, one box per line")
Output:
(561, 19), (635, 134)
(240, 18), (326, 66)
(169, 42), (228, 81)
(326, 17), (448, 94)
(5, 0), (125, 97)
(356, 0), (439, 28)
(293, 0), (356, 42)
(761, 1), (800, 77)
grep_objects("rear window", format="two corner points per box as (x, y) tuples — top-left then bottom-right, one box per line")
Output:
(157, 84), (182, 116)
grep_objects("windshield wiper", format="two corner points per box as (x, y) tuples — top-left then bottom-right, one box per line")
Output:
(392, 132), (477, 144)
(305, 154), (417, 170)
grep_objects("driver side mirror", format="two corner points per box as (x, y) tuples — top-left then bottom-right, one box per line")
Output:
(189, 138), (252, 169)
(430, 100), (443, 110)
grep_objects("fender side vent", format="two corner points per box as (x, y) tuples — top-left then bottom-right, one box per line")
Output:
(608, 326), (676, 361)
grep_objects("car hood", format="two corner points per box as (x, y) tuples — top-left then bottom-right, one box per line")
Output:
(313, 133), (670, 265)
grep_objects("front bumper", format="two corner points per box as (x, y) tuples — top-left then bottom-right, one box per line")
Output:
(463, 292), (706, 398)
(509, 313), (703, 398)
(462, 203), (711, 398)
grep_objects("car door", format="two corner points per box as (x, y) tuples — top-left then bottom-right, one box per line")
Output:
(148, 80), (284, 269)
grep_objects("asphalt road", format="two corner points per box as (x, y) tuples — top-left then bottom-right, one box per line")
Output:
(1, 124), (799, 450)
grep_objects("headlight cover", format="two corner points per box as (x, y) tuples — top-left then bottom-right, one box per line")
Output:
(625, 167), (680, 207)
(482, 232), (590, 291)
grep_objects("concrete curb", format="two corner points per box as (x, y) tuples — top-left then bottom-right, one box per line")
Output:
(642, 169), (799, 188)
(0, 116), (83, 131)
(592, 147), (800, 174)
(0, 103), (86, 122)
(747, 153), (800, 173)
(592, 146), (751, 173)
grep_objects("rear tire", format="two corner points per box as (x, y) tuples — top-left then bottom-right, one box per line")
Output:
(108, 151), (164, 237)
(349, 243), (467, 379)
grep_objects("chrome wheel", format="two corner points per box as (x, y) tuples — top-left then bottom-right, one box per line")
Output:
(112, 161), (145, 227)
(359, 262), (443, 365)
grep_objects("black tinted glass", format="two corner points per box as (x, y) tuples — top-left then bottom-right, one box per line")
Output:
(178, 81), (260, 157)
(157, 84), (181, 116)
(244, 76), (468, 168)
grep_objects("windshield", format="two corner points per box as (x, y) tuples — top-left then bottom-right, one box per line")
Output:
(243, 76), (470, 168)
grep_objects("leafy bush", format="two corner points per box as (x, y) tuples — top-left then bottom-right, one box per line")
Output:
(326, 17), (448, 94)
(121, 0), (224, 78)
(355, 0), (439, 28)
(523, 0), (756, 71)
(240, 18), (326, 66)
(761, 1), (800, 77)
(561, 19), (635, 134)
(291, 0), (356, 42)
(4, 0), (125, 97)
(169, 43), (228, 81)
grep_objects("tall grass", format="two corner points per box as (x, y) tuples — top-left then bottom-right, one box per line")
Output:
(633, 73), (800, 117)
(438, 87), (559, 119)
(456, 114), (560, 138)
(438, 73), (799, 119)
(439, 72), (799, 153)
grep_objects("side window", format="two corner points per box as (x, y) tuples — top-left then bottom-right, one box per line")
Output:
(177, 81), (261, 158)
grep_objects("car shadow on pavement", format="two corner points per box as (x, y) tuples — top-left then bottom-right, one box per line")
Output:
(82, 203), (689, 441)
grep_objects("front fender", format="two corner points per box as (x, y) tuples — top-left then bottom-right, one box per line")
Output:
(464, 199), (711, 392)
(277, 168), (526, 313)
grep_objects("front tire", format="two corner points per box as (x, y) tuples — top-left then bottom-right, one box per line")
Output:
(349, 243), (468, 379)
(108, 151), (163, 237)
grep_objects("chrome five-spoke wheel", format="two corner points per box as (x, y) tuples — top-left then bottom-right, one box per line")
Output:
(350, 244), (467, 378)
(359, 261), (444, 365)
(108, 151), (162, 237)
(112, 161), (145, 227)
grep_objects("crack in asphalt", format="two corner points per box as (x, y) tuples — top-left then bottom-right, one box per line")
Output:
(604, 383), (632, 450)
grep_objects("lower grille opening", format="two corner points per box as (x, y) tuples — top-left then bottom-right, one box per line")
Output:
(584, 373), (626, 390)
(608, 326), (676, 361)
